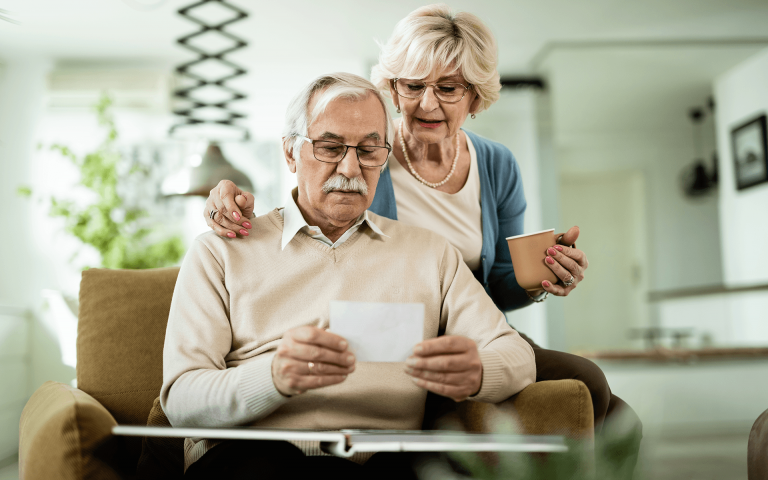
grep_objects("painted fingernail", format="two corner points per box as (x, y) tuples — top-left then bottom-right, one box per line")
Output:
(543, 281), (552, 287)
(405, 367), (413, 375)
(555, 245), (563, 251)
(546, 256), (555, 264)
(339, 340), (348, 350)
(413, 345), (423, 354)
(227, 232), (236, 238)
(406, 357), (417, 367)
(243, 222), (252, 229)
(239, 229), (249, 236)
(547, 247), (557, 256)
(342, 375), (347, 379)
(233, 212), (240, 221)
(346, 354), (355, 364)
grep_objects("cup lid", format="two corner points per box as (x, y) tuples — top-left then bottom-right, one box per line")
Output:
(506, 229), (555, 241)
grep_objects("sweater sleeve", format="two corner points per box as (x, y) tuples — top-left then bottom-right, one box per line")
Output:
(160, 237), (287, 428)
(438, 241), (536, 403)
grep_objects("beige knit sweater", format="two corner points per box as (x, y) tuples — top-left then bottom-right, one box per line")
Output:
(161, 208), (536, 468)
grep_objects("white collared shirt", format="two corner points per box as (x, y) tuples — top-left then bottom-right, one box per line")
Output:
(280, 190), (388, 250)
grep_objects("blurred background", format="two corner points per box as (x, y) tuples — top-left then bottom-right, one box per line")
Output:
(2, 1), (768, 478)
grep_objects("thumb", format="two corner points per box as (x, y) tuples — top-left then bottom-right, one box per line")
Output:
(235, 193), (255, 218)
(559, 226), (580, 246)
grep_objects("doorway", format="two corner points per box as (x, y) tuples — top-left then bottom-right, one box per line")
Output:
(559, 171), (649, 352)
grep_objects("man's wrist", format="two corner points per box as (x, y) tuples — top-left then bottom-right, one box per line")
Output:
(469, 366), (483, 397)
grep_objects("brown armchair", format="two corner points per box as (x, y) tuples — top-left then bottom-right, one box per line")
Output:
(19, 268), (594, 479)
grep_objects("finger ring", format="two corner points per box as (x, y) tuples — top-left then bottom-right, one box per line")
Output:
(209, 210), (218, 220)
(307, 362), (315, 375)
(563, 275), (575, 287)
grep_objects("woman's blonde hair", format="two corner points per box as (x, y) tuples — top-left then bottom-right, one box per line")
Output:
(370, 4), (501, 114)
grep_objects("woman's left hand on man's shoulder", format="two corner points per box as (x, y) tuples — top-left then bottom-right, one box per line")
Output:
(541, 226), (588, 296)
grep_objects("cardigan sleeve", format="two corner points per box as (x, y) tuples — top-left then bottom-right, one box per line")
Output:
(438, 241), (536, 402)
(485, 148), (532, 312)
(160, 237), (287, 428)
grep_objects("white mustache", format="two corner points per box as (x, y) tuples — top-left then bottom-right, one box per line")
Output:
(322, 174), (368, 195)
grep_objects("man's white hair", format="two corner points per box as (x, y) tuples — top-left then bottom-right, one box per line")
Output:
(370, 4), (501, 114)
(283, 72), (394, 169)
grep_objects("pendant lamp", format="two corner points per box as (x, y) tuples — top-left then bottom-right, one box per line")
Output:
(163, 0), (253, 196)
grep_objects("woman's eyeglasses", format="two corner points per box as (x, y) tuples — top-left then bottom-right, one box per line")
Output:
(393, 78), (472, 103)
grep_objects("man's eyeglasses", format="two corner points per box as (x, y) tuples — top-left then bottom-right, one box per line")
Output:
(393, 78), (472, 103)
(299, 136), (392, 168)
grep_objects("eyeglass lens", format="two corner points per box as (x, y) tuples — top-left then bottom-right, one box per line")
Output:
(313, 141), (389, 167)
(395, 78), (467, 103)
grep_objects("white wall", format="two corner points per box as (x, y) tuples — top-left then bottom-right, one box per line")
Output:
(658, 291), (768, 347)
(544, 48), (728, 294)
(714, 47), (768, 287)
(0, 305), (29, 461)
(470, 89), (550, 348)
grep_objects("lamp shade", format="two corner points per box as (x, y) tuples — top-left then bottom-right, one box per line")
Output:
(162, 142), (253, 196)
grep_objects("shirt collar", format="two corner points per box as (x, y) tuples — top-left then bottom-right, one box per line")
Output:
(280, 188), (388, 250)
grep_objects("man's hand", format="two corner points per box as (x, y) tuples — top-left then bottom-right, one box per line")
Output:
(272, 326), (355, 396)
(404, 336), (482, 402)
(204, 180), (256, 239)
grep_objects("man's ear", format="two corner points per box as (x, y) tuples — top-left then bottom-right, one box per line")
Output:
(283, 138), (298, 174)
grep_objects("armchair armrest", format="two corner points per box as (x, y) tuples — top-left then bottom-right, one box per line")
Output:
(456, 380), (594, 441)
(749, 408), (768, 480)
(19, 381), (121, 480)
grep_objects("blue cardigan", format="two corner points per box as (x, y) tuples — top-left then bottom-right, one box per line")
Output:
(369, 129), (530, 311)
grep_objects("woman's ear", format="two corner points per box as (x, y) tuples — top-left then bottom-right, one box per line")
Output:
(388, 79), (399, 111)
(282, 138), (298, 174)
(469, 92), (482, 117)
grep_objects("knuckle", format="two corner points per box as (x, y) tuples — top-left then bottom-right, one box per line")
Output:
(305, 328), (319, 342)
(310, 347), (321, 360)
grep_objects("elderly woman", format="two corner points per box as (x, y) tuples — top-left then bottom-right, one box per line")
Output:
(203, 3), (640, 460)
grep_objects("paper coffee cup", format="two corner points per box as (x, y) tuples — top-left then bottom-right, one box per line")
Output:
(506, 229), (559, 291)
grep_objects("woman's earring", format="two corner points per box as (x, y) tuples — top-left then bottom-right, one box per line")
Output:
(396, 106), (401, 113)
(471, 113), (476, 119)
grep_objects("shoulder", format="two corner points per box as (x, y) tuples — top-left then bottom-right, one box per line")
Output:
(367, 211), (453, 251)
(193, 209), (283, 257)
(463, 129), (518, 172)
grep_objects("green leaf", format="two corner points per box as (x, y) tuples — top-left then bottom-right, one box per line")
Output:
(26, 92), (186, 270)
(16, 185), (32, 197)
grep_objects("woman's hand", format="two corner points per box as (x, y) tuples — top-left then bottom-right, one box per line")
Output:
(272, 326), (355, 396)
(204, 180), (256, 239)
(404, 336), (482, 402)
(541, 226), (588, 296)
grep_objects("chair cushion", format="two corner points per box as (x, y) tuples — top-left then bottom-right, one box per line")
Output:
(77, 267), (180, 426)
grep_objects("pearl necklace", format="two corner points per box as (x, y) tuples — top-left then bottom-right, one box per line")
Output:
(399, 121), (460, 189)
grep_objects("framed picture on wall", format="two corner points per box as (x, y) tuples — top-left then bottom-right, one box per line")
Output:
(731, 114), (768, 191)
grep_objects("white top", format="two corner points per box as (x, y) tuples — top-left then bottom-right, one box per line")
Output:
(280, 188), (388, 250)
(389, 132), (483, 271)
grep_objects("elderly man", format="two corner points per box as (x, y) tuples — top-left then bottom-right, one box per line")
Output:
(161, 72), (535, 479)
